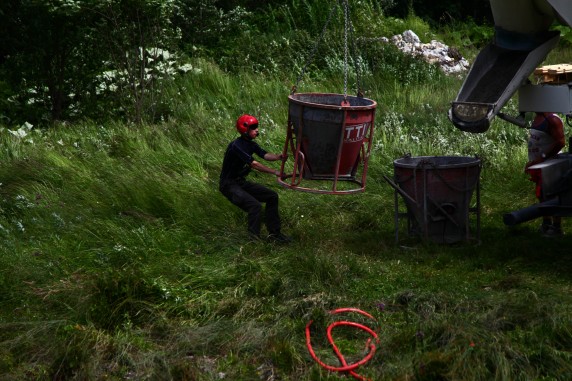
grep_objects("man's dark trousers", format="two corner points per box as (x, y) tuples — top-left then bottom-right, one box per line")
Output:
(220, 179), (280, 237)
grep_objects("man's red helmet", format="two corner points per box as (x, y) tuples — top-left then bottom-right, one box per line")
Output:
(236, 114), (259, 134)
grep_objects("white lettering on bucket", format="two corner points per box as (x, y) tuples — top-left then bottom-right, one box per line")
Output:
(344, 122), (370, 143)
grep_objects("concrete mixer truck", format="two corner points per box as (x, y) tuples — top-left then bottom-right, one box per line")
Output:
(448, 0), (572, 227)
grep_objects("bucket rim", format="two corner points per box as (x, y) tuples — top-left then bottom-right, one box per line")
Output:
(288, 92), (377, 110)
(393, 155), (481, 169)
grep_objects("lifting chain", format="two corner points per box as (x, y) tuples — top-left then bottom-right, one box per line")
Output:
(347, 5), (363, 98)
(291, 2), (338, 95)
(292, 0), (362, 98)
(343, 0), (349, 100)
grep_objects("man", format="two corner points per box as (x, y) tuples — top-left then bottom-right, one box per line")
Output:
(525, 112), (566, 237)
(219, 114), (291, 243)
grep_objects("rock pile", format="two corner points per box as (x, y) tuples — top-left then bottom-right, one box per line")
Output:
(382, 30), (470, 76)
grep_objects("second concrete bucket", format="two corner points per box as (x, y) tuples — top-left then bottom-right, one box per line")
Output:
(384, 155), (481, 244)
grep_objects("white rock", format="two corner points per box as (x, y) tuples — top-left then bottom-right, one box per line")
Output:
(402, 30), (420, 44)
(381, 30), (470, 76)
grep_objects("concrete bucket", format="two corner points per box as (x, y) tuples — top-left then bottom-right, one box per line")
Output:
(384, 155), (481, 243)
(279, 93), (376, 194)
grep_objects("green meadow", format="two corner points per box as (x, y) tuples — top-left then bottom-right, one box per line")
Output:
(1, 3), (572, 380)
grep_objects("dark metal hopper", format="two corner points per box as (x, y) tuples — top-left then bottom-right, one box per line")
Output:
(384, 155), (481, 244)
(278, 93), (376, 194)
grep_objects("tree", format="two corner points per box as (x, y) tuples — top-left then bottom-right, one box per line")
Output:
(0, 0), (181, 126)
(90, 0), (181, 124)
(0, 0), (104, 124)
(386, 0), (493, 25)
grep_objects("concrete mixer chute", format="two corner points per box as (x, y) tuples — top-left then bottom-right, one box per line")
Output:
(449, 0), (572, 133)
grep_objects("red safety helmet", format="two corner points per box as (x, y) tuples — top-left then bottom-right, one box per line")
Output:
(236, 114), (259, 134)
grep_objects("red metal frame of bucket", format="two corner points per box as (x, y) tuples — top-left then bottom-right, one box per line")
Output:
(277, 93), (376, 195)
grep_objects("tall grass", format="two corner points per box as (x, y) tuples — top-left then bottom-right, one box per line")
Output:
(2, 26), (572, 381)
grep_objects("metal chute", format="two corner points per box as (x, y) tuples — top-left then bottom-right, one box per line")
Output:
(449, 0), (572, 133)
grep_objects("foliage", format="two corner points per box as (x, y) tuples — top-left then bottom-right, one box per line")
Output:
(386, 0), (493, 26)
(0, 0), (104, 124)
(2, 46), (572, 379)
(0, 0), (182, 126)
(171, 0), (252, 57)
(90, 0), (182, 124)
(438, 18), (495, 57)
(0, 0), (496, 128)
(3, 2), (572, 380)
(359, 42), (444, 89)
(553, 25), (572, 46)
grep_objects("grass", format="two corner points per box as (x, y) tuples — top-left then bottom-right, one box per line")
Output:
(2, 45), (572, 381)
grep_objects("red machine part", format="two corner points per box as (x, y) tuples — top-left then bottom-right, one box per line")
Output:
(527, 168), (543, 198)
(305, 308), (379, 381)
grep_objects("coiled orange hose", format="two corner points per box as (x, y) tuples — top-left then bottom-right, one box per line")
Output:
(305, 308), (379, 381)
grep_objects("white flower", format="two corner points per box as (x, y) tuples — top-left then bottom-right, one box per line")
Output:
(9, 129), (27, 138)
